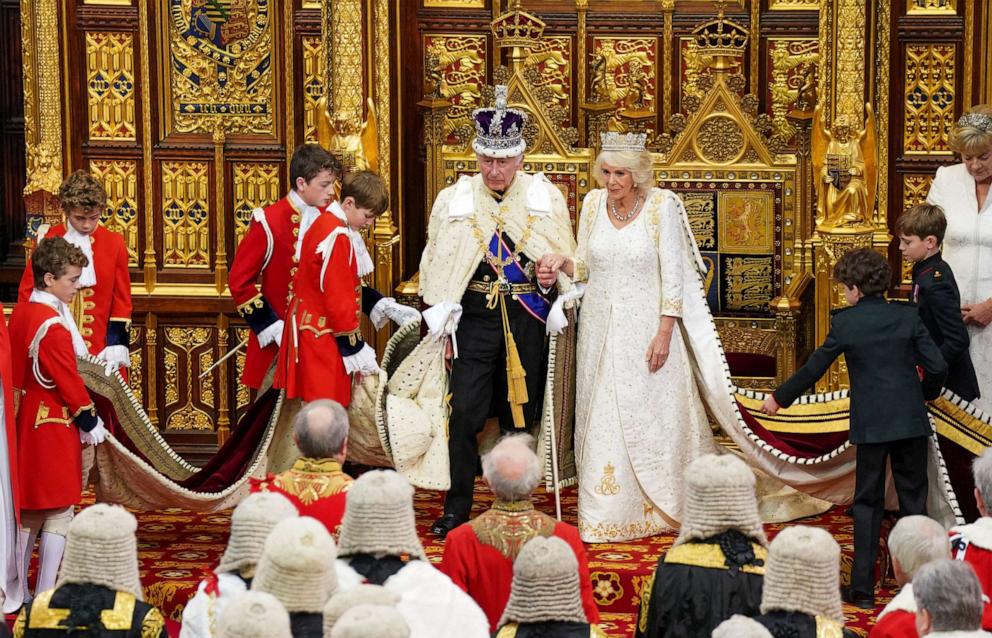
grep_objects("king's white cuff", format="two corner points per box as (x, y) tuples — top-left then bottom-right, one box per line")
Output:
(422, 301), (462, 338)
(546, 284), (585, 335)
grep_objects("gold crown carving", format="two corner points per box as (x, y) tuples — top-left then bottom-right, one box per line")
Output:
(600, 131), (647, 153)
(692, 8), (749, 59)
(492, 1), (546, 49)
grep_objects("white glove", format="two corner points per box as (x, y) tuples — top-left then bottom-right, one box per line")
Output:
(98, 345), (131, 376)
(342, 343), (381, 377)
(370, 298), (421, 330)
(79, 417), (107, 446)
(257, 319), (285, 349)
(422, 302), (462, 338)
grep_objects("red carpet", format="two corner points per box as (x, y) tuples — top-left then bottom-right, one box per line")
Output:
(8, 484), (894, 637)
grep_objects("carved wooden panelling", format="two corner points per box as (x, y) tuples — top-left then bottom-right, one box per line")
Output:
(85, 31), (136, 141)
(423, 33), (487, 145)
(302, 35), (324, 143)
(161, 0), (276, 136)
(163, 326), (215, 431)
(161, 161), (211, 269)
(232, 162), (281, 246)
(766, 39), (819, 145)
(591, 36), (657, 133)
(90, 159), (140, 267)
(904, 43), (956, 155)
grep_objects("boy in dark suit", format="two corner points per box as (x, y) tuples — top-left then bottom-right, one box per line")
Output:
(762, 248), (946, 609)
(897, 203), (980, 402)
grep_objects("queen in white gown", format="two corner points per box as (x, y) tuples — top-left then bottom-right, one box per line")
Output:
(539, 133), (716, 542)
(927, 106), (992, 414)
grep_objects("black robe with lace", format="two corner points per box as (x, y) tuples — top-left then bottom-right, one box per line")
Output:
(634, 530), (766, 638)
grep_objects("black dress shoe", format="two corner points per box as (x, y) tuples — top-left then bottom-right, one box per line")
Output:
(431, 513), (468, 539)
(841, 586), (875, 610)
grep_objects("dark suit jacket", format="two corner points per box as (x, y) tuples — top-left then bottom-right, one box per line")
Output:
(773, 295), (947, 444)
(912, 252), (980, 401)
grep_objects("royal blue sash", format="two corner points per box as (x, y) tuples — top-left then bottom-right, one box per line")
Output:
(487, 232), (550, 323)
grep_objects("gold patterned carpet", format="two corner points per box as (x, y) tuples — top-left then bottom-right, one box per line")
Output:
(8, 483), (894, 637)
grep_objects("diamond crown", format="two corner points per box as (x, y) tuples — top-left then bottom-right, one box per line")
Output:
(600, 132), (648, 153)
(957, 112), (992, 134)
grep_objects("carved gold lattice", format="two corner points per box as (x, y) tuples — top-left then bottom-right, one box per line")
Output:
(907, 0), (956, 14)
(163, 0), (275, 135)
(232, 162), (281, 246)
(85, 31), (136, 141)
(524, 36), (572, 127)
(161, 161), (210, 268)
(695, 115), (745, 164)
(904, 44), (956, 155)
(199, 351), (215, 408)
(769, 0), (821, 8)
(423, 34), (487, 145)
(302, 35), (324, 142)
(834, 0), (867, 126)
(591, 37), (657, 132)
(767, 39), (819, 143)
(129, 326), (143, 404)
(163, 327), (213, 431)
(903, 174), (934, 208)
(89, 159), (139, 266)
(330, 0), (364, 122)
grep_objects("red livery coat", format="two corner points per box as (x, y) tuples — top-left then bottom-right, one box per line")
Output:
(440, 502), (600, 632)
(8, 301), (96, 510)
(19, 224), (131, 356)
(275, 212), (362, 405)
(229, 195), (324, 389)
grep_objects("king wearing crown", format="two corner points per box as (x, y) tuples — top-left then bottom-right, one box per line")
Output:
(418, 86), (576, 538)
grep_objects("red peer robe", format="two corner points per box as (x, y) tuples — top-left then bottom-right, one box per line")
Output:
(951, 519), (992, 631)
(869, 585), (918, 638)
(229, 193), (327, 389)
(8, 301), (96, 510)
(440, 501), (601, 632)
(19, 224), (131, 356)
(274, 210), (362, 405)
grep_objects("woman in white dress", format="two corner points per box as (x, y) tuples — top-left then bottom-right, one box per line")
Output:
(538, 132), (715, 542)
(927, 105), (992, 413)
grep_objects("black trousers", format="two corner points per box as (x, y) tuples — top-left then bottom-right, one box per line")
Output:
(444, 290), (547, 518)
(850, 436), (929, 595)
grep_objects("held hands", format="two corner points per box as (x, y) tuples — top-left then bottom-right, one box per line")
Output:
(962, 298), (992, 328)
(536, 253), (568, 288)
(761, 395), (781, 416)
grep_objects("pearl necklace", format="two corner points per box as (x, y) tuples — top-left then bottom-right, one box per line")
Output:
(610, 193), (644, 222)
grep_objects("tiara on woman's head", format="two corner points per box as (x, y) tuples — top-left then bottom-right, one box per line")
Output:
(600, 131), (648, 153)
(957, 112), (992, 133)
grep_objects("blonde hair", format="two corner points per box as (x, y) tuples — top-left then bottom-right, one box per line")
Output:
(593, 149), (655, 193)
(949, 105), (992, 155)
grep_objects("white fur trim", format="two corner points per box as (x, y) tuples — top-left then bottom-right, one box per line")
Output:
(877, 584), (916, 620)
(251, 208), (275, 271)
(952, 518), (992, 551)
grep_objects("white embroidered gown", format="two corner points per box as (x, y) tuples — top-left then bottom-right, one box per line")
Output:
(928, 163), (992, 413)
(574, 188), (716, 543)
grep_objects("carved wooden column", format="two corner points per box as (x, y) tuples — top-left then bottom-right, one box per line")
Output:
(20, 0), (64, 234)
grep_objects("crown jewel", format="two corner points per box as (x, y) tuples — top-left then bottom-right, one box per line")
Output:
(600, 131), (648, 153)
(472, 85), (528, 158)
(957, 112), (992, 134)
